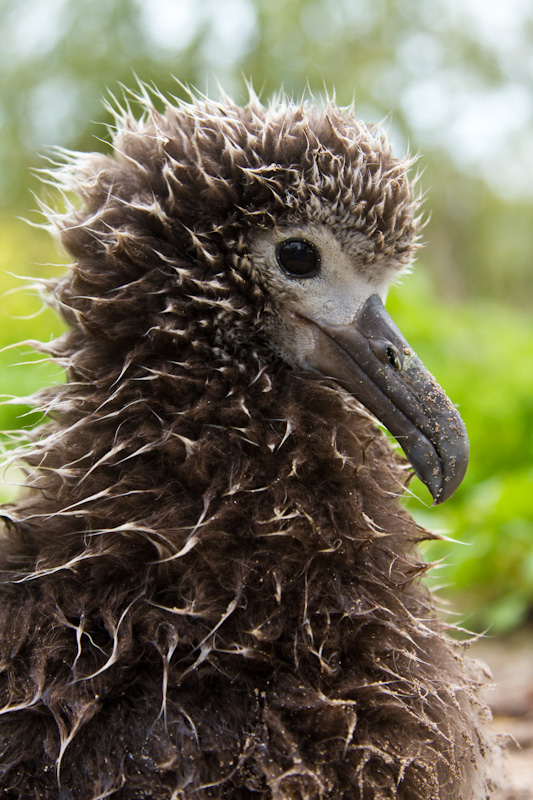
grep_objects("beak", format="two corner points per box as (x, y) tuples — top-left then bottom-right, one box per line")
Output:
(302, 294), (469, 504)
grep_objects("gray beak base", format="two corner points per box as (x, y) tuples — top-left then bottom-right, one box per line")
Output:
(303, 294), (469, 504)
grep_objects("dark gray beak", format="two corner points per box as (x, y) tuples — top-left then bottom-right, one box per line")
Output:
(303, 294), (469, 504)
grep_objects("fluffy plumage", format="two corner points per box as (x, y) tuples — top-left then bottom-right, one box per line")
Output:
(0, 90), (495, 799)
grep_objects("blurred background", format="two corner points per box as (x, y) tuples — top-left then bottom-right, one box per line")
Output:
(0, 0), (532, 633)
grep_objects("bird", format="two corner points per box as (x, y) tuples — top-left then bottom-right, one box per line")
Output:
(0, 88), (497, 799)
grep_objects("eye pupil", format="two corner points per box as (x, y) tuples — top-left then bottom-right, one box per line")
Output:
(276, 239), (320, 278)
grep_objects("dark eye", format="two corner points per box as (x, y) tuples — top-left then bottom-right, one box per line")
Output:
(276, 238), (320, 278)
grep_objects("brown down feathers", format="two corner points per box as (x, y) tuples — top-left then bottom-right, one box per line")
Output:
(0, 89), (496, 799)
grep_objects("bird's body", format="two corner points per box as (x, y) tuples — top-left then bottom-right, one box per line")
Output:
(0, 92), (495, 799)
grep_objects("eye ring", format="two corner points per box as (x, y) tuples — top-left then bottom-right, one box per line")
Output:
(276, 238), (320, 278)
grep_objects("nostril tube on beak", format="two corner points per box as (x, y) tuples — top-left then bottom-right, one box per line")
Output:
(386, 345), (402, 370)
(369, 339), (402, 370)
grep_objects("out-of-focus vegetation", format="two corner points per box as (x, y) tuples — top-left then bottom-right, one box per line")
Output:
(0, 219), (65, 483)
(0, 0), (531, 632)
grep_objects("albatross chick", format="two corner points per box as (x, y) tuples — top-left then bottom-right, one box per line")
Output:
(0, 90), (497, 800)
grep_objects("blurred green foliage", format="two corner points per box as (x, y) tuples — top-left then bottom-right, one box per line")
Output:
(0, 0), (532, 631)
(0, 219), (65, 454)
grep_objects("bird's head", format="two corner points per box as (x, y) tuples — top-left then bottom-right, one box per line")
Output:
(54, 90), (468, 504)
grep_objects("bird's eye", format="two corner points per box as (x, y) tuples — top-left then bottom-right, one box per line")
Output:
(276, 239), (320, 278)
